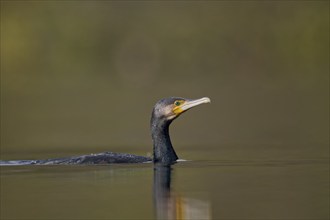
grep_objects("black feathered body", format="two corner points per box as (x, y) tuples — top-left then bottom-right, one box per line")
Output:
(0, 152), (151, 166)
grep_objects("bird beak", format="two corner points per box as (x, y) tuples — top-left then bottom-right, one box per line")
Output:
(181, 97), (211, 112)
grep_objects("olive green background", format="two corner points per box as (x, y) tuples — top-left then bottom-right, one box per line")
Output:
(1, 1), (329, 155)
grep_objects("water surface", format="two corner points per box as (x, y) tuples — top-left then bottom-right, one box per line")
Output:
(1, 146), (328, 220)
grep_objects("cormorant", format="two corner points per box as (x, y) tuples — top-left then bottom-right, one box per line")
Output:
(0, 97), (210, 165)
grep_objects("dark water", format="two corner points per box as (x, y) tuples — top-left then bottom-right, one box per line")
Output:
(1, 147), (328, 220)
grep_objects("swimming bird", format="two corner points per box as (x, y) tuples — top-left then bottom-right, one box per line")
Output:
(0, 97), (210, 165)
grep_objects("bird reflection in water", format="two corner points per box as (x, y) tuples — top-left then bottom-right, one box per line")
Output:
(153, 165), (211, 220)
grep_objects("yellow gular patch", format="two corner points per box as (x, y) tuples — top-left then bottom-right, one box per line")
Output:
(173, 100), (185, 115)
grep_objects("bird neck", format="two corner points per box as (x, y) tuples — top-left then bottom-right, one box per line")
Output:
(151, 118), (178, 164)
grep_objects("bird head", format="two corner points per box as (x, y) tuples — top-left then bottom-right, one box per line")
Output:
(152, 97), (211, 122)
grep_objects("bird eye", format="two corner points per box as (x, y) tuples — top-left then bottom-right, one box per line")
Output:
(174, 101), (181, 106)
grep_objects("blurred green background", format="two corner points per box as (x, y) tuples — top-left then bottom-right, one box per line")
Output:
(1, 1), (329, 155)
